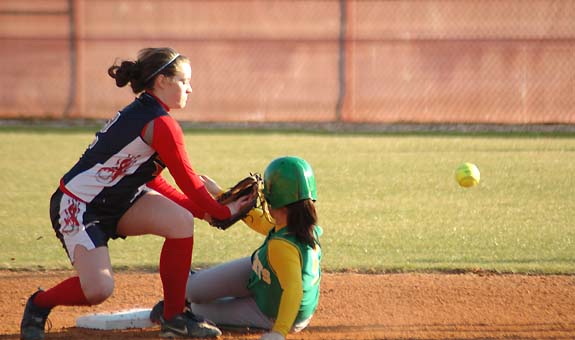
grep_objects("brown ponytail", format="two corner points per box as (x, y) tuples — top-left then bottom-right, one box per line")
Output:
(286, 199), (318, 248)
(108, 60), (141, 89)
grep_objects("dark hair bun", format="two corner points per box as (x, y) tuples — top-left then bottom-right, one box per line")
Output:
(107, 61), (141, 88)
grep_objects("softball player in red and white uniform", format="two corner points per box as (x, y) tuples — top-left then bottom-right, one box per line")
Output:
(20, 47), (251, 340)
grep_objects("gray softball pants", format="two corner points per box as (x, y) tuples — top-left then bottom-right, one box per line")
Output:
(185, 256), (311, 332)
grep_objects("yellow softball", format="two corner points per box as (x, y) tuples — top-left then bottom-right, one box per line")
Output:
(455, 163), (480, 188)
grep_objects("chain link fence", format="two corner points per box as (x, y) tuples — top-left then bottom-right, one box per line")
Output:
(1, 0), (574, 124)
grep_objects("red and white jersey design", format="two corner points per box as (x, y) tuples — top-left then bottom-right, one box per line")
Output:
(64, 137), (155, 203)
(59, 93), (230, 220)
(61, 94), (162, 206)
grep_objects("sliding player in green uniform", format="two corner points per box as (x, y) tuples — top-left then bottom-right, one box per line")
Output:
(151, 156), (322, 340)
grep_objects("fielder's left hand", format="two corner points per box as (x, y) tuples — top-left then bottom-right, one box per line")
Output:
(259, 331), (285, 340)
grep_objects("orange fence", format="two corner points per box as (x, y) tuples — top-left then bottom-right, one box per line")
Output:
(1, 0), (574, 124)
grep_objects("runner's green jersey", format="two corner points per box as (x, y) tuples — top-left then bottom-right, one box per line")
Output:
(247, 225), (322, 322)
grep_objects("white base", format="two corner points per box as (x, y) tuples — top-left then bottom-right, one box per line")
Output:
(76, 308), (155, 330)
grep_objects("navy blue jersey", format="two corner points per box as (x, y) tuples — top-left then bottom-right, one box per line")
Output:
(61, 93), (166, 208)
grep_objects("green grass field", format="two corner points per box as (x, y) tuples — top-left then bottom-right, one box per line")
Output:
(1, 125), (574, 274)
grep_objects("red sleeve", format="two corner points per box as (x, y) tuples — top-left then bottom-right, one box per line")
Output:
(147, 175), (207, 219)
(150, 116), (231, 220)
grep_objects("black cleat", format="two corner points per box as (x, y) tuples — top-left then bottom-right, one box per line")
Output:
(149, 300), (164, 325)
(159, 310), (222, 338)
(20, 290), (52, 340)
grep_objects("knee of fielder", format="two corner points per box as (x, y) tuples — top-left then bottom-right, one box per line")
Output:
(165, 210), (196, 239)
(82, 275), (115, 305)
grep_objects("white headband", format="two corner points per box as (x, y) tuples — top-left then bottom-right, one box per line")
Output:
(144, 53), (180, 83)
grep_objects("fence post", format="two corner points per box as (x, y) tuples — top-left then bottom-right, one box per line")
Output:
(335, 0), (354, 123)
(335, 0), (346, 122)
(63, 0), (83, 118)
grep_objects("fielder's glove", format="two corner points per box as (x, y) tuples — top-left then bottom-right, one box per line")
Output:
(210, 173), (263, 230)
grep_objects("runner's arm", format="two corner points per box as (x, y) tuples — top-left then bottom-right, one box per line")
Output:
(268, 239), (303, 337)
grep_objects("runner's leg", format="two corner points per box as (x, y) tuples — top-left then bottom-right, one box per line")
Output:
(186, 257), (252, 302)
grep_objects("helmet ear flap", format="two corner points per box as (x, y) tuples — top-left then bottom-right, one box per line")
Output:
(263, 156), (316, 209)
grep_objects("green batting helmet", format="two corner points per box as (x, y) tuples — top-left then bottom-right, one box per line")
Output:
(263, 156), (317, 208)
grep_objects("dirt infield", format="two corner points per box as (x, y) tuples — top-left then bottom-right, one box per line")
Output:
(1, 271), (574, 340)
